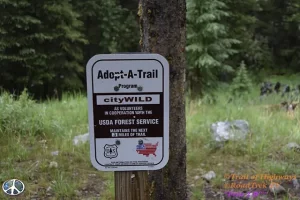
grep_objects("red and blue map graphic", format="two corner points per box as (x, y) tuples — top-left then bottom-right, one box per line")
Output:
(136, 142), (158, 157)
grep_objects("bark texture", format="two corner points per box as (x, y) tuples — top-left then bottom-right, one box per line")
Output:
(139, 0), (187, 199)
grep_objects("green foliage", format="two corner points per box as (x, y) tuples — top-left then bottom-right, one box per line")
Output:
(284, 0), (300, 70)
(257, 0), (300, 71)
(186, 0), (300, 99)
(32, 0), (87, 98)
(0, 89), (50, 136)
(186, 75), (300, 198)
(0, 0), (139, 100)
(186, 0), (240, 99)
(0, 0), (87, 99)
(223, 0), (273, 71)
(73, 0), (139, 61)
(230, 61), (252, 97)
(0, 0), (300, 100)
(0, 89), (89, 137)
(0, 0), (40, 93)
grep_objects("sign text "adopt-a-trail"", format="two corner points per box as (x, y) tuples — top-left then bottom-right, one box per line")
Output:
(97, 69), (159, 80)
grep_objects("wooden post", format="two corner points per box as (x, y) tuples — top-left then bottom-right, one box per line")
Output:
(115, 171), (149, 200)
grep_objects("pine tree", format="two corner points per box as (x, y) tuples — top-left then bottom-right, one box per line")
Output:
(256, 0), (300, 72)
(186, 0), (240, 99)
(283, 0), (300, 70)
(72, 0), (139, 61)
(0, 0), (41, 95)
(0, 0), (87, 99)
(223, 0), (273, 72)
(230, 61), (252, 97)
(29, 0), (87, 99)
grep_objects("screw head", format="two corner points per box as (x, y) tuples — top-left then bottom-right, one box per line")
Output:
(114, 86), (119, 91)
(137, 86), (143, 91)
(116, 140), (121, 145)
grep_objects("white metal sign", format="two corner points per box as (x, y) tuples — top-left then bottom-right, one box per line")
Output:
(86, 53), (169, 171)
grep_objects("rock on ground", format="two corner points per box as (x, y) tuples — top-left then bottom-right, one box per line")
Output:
(211, 120), (250, 142)
(73, 133), (89, 146)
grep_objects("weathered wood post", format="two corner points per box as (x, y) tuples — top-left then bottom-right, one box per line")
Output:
(114, 171), (149, 200)
(139, 0), (188, 199)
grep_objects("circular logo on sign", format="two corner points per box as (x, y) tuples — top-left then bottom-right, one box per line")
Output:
(2, 179), (25, 196)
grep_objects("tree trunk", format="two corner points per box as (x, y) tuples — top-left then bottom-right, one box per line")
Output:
(139, 0), (187, 200)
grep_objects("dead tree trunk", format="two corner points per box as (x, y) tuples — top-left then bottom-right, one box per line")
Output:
(139, 0), (187, 199)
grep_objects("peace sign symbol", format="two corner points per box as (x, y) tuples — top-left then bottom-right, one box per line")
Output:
(2, 179), (25, 196)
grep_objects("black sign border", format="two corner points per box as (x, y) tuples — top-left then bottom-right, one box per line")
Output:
(91, 59), (165, 167)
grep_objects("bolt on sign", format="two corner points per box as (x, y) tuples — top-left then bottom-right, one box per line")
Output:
(86, 53), (169, 171)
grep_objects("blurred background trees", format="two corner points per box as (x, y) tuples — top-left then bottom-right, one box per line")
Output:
(0, 0), (299, 100)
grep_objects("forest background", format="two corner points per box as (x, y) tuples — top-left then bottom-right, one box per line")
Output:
(1, 0), (299, 100)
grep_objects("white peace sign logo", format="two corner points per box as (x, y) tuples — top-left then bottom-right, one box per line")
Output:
(2, 179), (25, 196)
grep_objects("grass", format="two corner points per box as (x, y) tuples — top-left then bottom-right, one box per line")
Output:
(186, 74), (300, 199)
(0, 91), (114, 200)
(0, 75), (300, 199)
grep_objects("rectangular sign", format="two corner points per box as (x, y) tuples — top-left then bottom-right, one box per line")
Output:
(86, 53), (169, 171)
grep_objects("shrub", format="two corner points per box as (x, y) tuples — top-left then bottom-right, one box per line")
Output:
(230, 61), (252, 97)
(0, 89), (59, 136)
